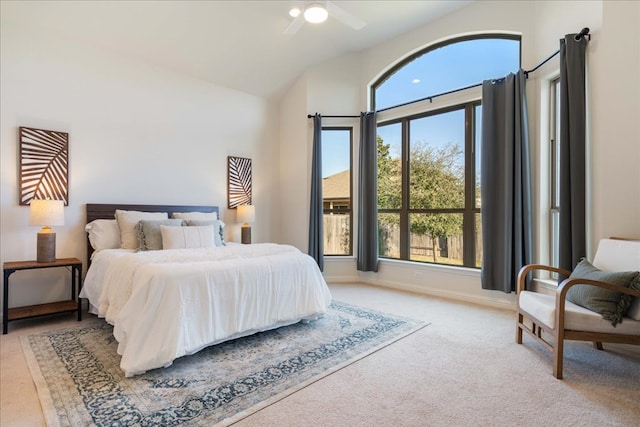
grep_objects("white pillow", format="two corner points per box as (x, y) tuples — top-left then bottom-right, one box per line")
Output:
(85, 219), (120, 251)
(160, 225), (215, 249)
(115, 210), (168, 250)
(172, 211), (218, 221)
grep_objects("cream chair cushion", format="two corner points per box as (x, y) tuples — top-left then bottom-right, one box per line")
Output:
(519, 291), (640, 335)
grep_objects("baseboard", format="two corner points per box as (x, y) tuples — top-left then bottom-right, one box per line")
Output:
(323, 273), (516, 311)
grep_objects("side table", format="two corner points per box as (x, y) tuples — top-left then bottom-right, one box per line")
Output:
(3, 257), (83, 334)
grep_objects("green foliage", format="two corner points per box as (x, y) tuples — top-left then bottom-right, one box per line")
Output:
(377, 136), (465, 253)
(377, 135), (401, 210)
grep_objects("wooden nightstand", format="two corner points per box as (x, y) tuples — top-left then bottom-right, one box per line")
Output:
(3, 257), (83, 334)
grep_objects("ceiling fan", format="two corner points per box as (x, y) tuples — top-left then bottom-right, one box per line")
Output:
(284, 1), (366, 35)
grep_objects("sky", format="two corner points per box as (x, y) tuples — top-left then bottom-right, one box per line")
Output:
(322, 37), (519, 179)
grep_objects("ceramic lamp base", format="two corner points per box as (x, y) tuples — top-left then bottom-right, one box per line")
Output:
(37, 231), (56, 263)
(241, 226), (251, 244)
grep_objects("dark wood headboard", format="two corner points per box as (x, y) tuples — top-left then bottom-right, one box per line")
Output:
(86, 203), (219, 262)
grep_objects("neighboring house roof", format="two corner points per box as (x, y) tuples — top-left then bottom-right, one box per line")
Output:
(323, 170), (350, 200)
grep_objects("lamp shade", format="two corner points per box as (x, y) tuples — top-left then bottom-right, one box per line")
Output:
(237, 204), (255, 224)
(29, 199), (64, 226)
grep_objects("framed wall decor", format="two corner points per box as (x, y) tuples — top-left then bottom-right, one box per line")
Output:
(19, 127), (69, 206)
(227, 156), (252, 208)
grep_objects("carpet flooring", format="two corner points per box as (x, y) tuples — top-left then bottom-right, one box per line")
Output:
(19, 300), (426, 426)
(3, 283), (640, 426)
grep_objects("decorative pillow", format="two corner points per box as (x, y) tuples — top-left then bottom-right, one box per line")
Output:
(85, 219), (120, 252)
(627, 297), (640, 321)
(566, 258), (640, 326)
(136, 219), (184, 251)
(115, 210), (168, 250)
(186, 219), (226, 247)
(172, 211), (218, 221)
(160, 225), (216, 250)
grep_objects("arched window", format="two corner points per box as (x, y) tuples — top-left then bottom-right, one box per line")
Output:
(373, 35), (520, 110)
(373, 34), (520, 268)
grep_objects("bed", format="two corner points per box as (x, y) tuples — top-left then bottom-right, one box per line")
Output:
(80, 203), (332, 377)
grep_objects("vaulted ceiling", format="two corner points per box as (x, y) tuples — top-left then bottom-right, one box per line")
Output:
(2, 1), (473, 100)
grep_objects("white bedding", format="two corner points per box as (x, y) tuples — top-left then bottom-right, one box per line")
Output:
(81, 243), (332, 377)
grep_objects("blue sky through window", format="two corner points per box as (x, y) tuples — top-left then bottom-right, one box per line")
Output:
(376, 37), (520, 110)
(322, 37), (520, 178)
(322, 129), (351, 178)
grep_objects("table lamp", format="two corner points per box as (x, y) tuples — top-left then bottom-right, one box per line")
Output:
(237, 204), (255, 244)
(29, 199), (64, 262)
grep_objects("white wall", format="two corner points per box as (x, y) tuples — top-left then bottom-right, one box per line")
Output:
(277, 75), (310, 250)
(280, 0), (640, 309)
(0, 18), (278, 309)
(590, 0), (640, 246)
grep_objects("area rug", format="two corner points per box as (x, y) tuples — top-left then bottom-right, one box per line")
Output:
(21, 301), (427, 426)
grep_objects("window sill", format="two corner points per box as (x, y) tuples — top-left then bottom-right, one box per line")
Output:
(324, 256), (355, 261)
(379, 258), (481, 277)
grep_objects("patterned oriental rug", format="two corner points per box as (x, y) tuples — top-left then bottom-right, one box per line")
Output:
(21, 301), (428, 426)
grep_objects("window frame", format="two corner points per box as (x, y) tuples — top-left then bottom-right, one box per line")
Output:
(371, 33), (522, 111)
(549, 77), (561, 272)
(377, 101), (480, 267)
(371, 33), (521, 268)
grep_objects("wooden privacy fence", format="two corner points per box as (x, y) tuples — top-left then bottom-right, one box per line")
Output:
(323, 216), (482, 265)
(323, 214), (350, 254)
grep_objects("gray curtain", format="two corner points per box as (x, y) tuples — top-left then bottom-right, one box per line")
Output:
(480, 70), (533, 292)
(558, 34), (588, 278)
(357, 112), (379, 272)
(308, 113), (323, 271)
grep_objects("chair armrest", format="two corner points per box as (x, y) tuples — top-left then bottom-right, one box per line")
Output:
(516, 264), (572, 293)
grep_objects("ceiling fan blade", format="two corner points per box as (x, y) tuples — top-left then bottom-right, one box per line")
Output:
(284, 14), (305, 35)
(327, 1), (366, 30)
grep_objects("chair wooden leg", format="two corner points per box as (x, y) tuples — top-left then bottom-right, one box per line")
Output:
(553, 336), (564, 379)
(516, 313), (523, 344)
(593, 342), (603, 350)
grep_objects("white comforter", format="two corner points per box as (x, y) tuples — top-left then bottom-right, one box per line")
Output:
(81, 243), (332, 377)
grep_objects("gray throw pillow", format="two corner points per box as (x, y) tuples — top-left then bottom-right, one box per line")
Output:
(566, 258), (640, 326)
(136, 219), (185, 250)
(186, 220), (225, 246)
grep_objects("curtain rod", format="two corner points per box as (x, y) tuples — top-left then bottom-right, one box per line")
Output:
(524, 27), (590, 77)
(306, 114), (360, 118)
(310, 27), (591, 116)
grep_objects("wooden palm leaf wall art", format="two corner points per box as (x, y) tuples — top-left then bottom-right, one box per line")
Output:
(227, 156), (252, 208)
(19, 127), (69, 205)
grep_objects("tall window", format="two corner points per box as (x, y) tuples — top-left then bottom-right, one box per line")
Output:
(549, 78), (561, 270)
(322, 127), (352, 255)
(377, 104), (481, 267)
(373, 34), (520, 268)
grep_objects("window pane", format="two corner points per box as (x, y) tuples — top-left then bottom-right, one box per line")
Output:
(409, 111), (465, 209)
(377, 123), (402, 210)
(550, 210), (560, 269)
(322, 129), (351, 181)
(378, 213), (400, 259)
(475, 104), (482, 209)
(323, 213), (351, 255)
(409, 213), (463, 265)
(475, 213), (483, 268)
(552, 80), (561, 208)
(376, 37), (520, 110)
(322, 128), (351, 256)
